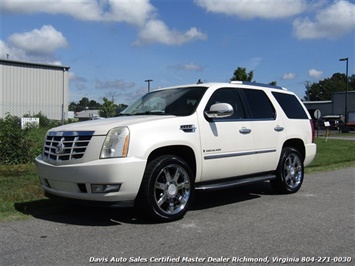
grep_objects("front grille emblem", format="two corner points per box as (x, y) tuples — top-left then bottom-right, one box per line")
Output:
(55, 137), (65, 154)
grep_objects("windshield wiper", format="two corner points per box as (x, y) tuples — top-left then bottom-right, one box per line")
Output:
(117, 113), (133, 116)
(133, 111), (168, 115)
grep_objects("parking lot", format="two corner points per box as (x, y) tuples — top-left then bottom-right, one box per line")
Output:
(1, 167), (354, 265)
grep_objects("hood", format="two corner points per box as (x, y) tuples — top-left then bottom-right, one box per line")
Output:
(49, 115), (175, 135)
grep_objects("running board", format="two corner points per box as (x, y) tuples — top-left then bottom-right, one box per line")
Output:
(195, 174), (276, 191)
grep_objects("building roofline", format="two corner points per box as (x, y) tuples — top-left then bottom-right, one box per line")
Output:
(0, 58), (70, 70)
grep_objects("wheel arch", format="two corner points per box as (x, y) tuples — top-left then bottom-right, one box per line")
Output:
(282, 138), (305, 161)
(147, 145), (197, 180)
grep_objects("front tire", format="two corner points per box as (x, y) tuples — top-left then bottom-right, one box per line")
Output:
(136, 155), (195, 222)
(271, 147), (304, 194)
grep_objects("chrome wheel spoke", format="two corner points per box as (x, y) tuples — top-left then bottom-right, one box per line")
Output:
(157, 192), (168, 207)
(172, 168), (181, 182)
(163, 168), (172, 182)
(155, 181), (166, 190)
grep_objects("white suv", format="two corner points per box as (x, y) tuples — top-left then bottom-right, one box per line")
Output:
(35, 81), (316, 221)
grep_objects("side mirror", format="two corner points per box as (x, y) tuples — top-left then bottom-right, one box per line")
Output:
(205, 103), (234, 119)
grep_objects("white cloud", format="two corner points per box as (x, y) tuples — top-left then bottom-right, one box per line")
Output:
(103, 0), (156, 26)
(2, 0), (103, 21)
(0, 40), (26, 60)
(248, 57), (262, 69)
(134, 20), (207, 46)
(3, 0), (205, 46)
(171, 63), (204, 71)
(2, 0), (155, 24)
(8, 25), (68, 56)
(194, 0), (307, 19)
(308, 69), (323, 79)
(293, 0), (355, 39)
(1, 25), (67, 64)
(96, 79), (135, 90)
(69, 72), (88, 91)
(282, 73), (296, 80)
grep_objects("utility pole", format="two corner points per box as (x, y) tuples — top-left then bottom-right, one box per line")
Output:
(339, 57), (349, 132)
(145, 79), (153, 92)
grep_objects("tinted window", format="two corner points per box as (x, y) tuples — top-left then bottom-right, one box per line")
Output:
(272, 92), (308, 119)
(241, 89), (275, 119)
(205, 88), (246, 120)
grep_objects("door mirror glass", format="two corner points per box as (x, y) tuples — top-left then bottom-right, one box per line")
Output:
(205, 103), (234, 118)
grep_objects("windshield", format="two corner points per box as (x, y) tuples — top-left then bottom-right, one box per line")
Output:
(120, 86), (207, 116)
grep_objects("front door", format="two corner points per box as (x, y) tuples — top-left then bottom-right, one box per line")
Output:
(198, 88), (254, 182)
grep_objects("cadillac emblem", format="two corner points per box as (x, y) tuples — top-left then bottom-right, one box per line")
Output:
(55, 137), (65, 154)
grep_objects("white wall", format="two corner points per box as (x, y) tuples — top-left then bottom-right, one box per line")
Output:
(0, 60), (69, 121)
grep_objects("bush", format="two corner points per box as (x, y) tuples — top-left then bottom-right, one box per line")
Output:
(0, 113), (46, 165)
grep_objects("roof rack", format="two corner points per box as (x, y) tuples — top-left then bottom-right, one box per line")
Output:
(230, 80), (286, 90)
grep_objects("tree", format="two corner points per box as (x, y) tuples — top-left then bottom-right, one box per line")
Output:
(231, 67), (254, 82)
(88, 100), (100, 109)
(78, 97), (90, 108)
(304, 73), (355, 101)
(99, 97), (117, 118)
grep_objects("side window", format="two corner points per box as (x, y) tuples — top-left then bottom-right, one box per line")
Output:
(241, 89), (275, 119)
(205, 88), (245, 120)
(272, 92), (308, 119)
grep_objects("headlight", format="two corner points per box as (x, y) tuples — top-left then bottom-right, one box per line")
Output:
(100, 127), (130, 158)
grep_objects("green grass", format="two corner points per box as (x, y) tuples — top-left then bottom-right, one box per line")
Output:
(0, 164), (69, 221)
(306, 137), (355, 173)
(1, 137), (355, 222)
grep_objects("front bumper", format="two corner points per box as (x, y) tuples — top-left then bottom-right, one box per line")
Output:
(35, 155), (147, 205)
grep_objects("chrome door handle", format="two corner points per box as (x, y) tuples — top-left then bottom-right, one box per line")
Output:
(239, 127), (252, 134)
(274, 125), (284, 132)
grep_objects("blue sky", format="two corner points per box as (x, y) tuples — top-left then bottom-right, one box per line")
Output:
(1, 0), (354, 104)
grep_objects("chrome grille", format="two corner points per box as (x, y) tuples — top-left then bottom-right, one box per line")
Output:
(43, 131), (94, 162)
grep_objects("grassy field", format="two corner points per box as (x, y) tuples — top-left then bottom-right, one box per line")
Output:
(1, 136), (355, 222)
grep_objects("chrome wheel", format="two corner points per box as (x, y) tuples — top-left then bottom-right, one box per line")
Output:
(154, 164), (191, 215)
(136, 155), (194, 222)
(272, 147), (304, 194)
(282, 153), (303, 190)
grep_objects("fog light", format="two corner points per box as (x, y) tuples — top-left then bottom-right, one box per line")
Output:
(91, 184), (121, 193)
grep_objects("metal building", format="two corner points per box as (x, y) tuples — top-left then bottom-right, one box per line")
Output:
(0, 59), (70, 121)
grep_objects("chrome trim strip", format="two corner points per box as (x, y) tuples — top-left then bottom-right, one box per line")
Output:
(47, 131), (95, 137)
(204, 149), (276, 160)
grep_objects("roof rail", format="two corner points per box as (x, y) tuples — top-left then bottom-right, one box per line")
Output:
(230, 80), (286, 90)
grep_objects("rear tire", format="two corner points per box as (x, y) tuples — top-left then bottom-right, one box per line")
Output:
(271, 147), (304, 194)
(136, 155), (195, 222)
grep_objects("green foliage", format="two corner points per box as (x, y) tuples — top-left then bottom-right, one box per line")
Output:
(99, 97), (117, 118)
(0, 114), (31, 164)
(0, 113), (50, 165)
(305, 73), (355, 101)
(231, 67), (254, 82)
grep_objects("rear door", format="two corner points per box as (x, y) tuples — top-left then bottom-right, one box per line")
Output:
(239, 88), (286, 173)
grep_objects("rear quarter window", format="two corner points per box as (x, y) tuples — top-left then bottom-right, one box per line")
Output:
(272, 92), (308, 119)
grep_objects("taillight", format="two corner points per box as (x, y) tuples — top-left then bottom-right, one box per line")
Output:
(309, 119), (315, 143)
